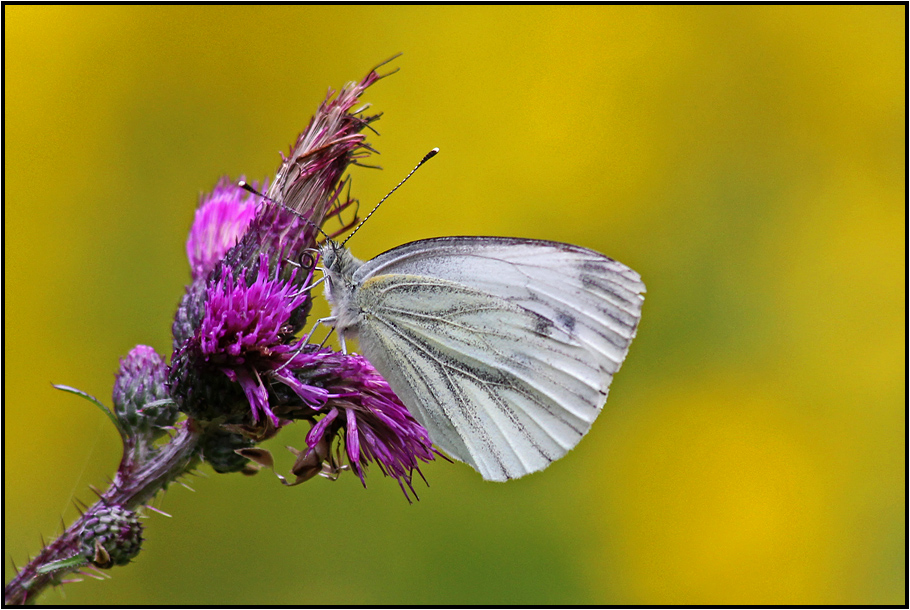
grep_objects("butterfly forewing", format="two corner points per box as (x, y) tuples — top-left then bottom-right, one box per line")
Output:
(346, 236), (645, 481)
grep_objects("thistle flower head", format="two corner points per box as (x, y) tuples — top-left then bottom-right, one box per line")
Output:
(166, 60), (438, 497)
(186, 178), (259, 281)
(266, 66), (384, 224)
(177, 254), (311, 427)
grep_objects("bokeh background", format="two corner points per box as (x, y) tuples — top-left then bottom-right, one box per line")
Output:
(5, 5), (905, 605)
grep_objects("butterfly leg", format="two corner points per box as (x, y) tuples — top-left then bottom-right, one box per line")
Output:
(337, 332), (346, 354)
(273, 315), (339, 375)
(302, 316), (337, 346)
(305, 316), (347, 354)
(288, 274), (326, 299)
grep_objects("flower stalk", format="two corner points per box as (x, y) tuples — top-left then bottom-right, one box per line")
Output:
(4, 416), (202, 605)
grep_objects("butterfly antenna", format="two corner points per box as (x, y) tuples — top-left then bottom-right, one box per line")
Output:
(237, 180), (332, 242)
(341, 147), (439, 247)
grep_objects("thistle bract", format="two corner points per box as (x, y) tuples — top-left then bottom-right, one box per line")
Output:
(201, 427), (256, 474)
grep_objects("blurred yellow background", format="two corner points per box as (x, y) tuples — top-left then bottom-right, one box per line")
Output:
(5, 5), (904, 605)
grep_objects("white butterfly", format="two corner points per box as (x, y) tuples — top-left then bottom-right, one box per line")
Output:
(319, 236), (645, 481)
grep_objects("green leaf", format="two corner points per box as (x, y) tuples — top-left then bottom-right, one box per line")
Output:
(52, 383), (127, 440)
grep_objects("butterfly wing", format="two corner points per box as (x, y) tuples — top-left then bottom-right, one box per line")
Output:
(351, 236), (645, 481)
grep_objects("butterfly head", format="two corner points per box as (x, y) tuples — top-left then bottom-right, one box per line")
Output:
(319, 240), (363, 281)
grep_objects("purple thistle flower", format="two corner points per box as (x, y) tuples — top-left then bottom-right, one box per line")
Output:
(265, 66), (385, 230)
(167, 59), (438, 495)
(186, 178), (258, 281)
(195, 254), (310, 426)
(285, 352), (438, 500)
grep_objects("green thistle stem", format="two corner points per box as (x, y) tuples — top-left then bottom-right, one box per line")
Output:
(4, 421), (203, 605)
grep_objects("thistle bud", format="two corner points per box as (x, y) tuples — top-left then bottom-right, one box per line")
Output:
(78, 505), (143, 569)
(113, 345), (177, 438)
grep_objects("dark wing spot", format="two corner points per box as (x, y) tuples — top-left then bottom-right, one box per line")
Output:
(556, 311), (576, 333)
(534, 315), (554, 337)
